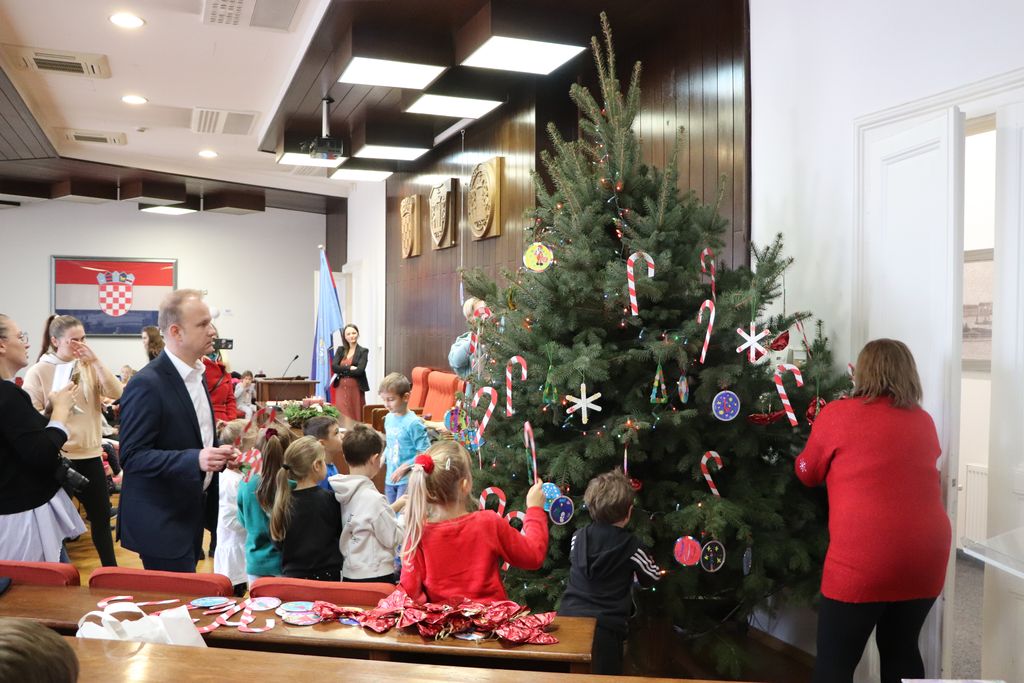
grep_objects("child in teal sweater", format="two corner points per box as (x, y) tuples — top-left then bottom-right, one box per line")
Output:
(236, 419), (294, 585)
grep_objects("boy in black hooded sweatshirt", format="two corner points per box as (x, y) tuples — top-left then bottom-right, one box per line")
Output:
(558, 470), (661, 675)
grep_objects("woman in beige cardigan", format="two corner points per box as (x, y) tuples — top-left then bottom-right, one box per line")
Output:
(23, 315), (123, 566)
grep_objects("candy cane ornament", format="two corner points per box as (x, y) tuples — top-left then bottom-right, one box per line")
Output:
(700, 247), (717, 302)
(701, 451), (724, 497)
(773, 363), (804, 426)
(468, 306), (492, 355)
(697, 299), (715, 364)
(502, 510), (528, 570)
(523, 421), (537, 482)
(479, 486), (507, 516)
(505, 356), (528, 416)
(795, 319), (812, 358)
(472, 386), (498, 467)
(626, 251), (656, 316)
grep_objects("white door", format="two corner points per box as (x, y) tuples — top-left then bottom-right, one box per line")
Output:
(855, 105), (964, 679)
(982, 102), (1024, 682)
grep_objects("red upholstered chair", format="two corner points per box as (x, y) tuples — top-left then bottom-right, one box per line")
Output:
(0, 561), (80, 586)
(421, 371), (465, 421)
(408, 366), (432, 410)
(89, 567), (233, 596)
(249, 577), (394, 605)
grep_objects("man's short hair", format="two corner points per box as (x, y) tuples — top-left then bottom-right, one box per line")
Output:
(584, 470), (635, 524)
(378, 372), (411, 396)
(342, 423), (384, 466)
(303, 415), (338, 440)
(0, 617), (79, 682)
(157, 289), (204, 334)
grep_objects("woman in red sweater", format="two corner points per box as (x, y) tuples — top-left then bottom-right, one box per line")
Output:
(796, 339), (951, 683)
(400, 441), (548, 603)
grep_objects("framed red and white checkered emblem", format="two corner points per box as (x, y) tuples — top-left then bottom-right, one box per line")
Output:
(98, 275), (135, 317)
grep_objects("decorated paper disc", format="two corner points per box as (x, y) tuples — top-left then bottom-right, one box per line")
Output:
(700, 540), (726, 572)
(674, 536), (702, 566)
(742, 546), (753, 576)
(541, 482), (561, 511)
(523, 242), (554, 272)
(278, 601), (314, 614)
(549, 496), (575, 525)
(281, 611), (321, 626)
(712, 390), (741, 421)
(248, 597), (281, 611)
(190, 596), (232, 608)
(338, 617), (360, 626)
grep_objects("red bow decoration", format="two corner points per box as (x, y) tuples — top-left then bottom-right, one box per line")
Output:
(746, 410), (787, 426)
(768, 331), (790, 351)
(806, 397), (827, 425)
(414, 453), (435, 474)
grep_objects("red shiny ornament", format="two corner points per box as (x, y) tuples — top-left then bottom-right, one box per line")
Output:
(629, 477), (643, 491)
(746, 410), (787, 426)
(806, 397), (827, 425)
(768, 331), (790, 351)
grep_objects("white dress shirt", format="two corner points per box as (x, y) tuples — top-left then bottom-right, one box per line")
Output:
(166, 349), (215, 489)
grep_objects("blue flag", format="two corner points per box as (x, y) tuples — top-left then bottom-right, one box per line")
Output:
(312, 249), (344, 400)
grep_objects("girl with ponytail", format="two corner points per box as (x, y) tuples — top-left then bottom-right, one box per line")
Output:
(269, 436), (342, 581)
(400, 441), (549, 603)
(236, 419), (293, 585)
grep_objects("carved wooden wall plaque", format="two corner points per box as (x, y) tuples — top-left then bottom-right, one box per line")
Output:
(429, 178), (457, 249)
(400, 194), (421, 258)
(467, 156), (502, 240)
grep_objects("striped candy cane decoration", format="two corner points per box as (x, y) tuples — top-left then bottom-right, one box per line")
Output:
(472, 387), (498, 466)
(773, 363), (804, 426)
(701, 451), (724, 497)
(479, 486), (507, 516)
(505, 355), (528, 416)
(847, 363), (855, 385)
(502, 510), (528, 570)
(623, 441), (629, 475)
(523, 421), (537, 482)
(700, 247), (716, 302)
(468, 306), (492, 354)
(626, 251), (655, 316)
(697, 299), (715, 364)
(795, 319), (812, 358)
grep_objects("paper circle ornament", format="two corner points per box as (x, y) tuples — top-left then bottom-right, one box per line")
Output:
(541, 482), (561, 511)
(700, 539), (726, 572)
(549, 496), (575, 525)
(712, 390), (741, 421)
(674, 536), (702, 566)
(523, 242), (554, 272)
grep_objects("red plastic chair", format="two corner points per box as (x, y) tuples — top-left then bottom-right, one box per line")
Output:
(0, 561), (80, 586)
(408, 366), (432, 411)
(249, 577), (394, 605)
(89, 567), (233, 596)
(421, 371), (464, 421)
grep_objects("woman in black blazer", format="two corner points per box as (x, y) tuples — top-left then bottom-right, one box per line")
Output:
(0, 314), (85, 562)
(331, 324), (369, 421)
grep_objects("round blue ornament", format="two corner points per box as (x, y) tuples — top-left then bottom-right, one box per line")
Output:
(712, 390), (741, 421)
(549, 496), (575, 525)
(541, 482), (561, 511)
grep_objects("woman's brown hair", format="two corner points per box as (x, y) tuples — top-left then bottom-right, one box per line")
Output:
(142, 325), (164, 361)
(850, 338), (923, 409)
(37, 314), (83, 362)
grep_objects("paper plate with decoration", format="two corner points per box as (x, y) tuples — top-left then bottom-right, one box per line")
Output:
(673, 536), (702, 566)
(712, 390), (741, 421)
(700, 539), (726, 573)
(523, 242), (554, 272)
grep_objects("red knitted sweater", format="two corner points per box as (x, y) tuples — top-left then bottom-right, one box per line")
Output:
(795, 396), (951, 602)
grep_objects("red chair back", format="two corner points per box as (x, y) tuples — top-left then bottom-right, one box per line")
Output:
(250, 577), (394, 605)
(89, 567), (233, 596)
(408, 367), (432, 410)
(421, 371), (464, 421)
(0, 561), (80, 586)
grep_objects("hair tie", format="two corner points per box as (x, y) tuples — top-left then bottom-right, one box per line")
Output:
(280, 463), (291, 471)
(264, 428), (278, 439)
(287, 479), (298, 490)
(414, 453), (434, 474)
(445, 458), (451, 471)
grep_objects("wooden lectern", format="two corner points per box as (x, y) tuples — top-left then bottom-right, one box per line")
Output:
(255, 378), (317, 403)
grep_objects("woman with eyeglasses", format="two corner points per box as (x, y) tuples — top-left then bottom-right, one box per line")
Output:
(0, 314), (85, 562)
(22, 315), (123, 567)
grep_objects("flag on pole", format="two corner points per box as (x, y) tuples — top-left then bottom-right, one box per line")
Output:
(312, 249), (344, 400)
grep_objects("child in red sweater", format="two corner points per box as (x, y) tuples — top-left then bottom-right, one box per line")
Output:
(399, 441), (548, 603)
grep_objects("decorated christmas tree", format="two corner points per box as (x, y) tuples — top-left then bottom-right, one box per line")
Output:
(457, 14), (849, 676)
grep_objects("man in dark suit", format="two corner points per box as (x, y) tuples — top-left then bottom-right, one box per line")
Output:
(118, 289), (237, 571)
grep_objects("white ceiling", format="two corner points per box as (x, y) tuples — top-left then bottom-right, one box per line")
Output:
(0, 0), (357, 196)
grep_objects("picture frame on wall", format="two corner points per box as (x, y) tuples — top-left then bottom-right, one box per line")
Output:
(962, 248), (993, 372)
(50, 256), (178, 337)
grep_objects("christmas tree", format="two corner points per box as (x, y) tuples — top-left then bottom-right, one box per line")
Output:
(458, 14), (849, 677)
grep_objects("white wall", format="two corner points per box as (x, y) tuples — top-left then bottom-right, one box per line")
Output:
(342, 180), (387, 402)
(0, 200), (324, 377)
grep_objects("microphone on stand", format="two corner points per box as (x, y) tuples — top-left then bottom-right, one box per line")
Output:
(282, 354), (299, 378)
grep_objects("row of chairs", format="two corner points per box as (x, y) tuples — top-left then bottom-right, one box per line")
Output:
(362, 366), (465, 432)
(0, 561), (393, 605)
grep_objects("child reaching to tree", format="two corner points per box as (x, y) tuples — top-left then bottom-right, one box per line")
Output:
(270, 436), (343, 581)
(399, 440), (548, 603)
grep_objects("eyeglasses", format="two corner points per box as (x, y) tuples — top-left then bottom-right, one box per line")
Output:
(16, 332), (28, 344)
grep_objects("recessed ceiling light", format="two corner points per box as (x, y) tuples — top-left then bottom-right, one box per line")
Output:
(109, 12), (145, 29)
(330, 168), (393, 182)
(121, 94), (148, 105)
(276, 152), (345, 168)
(339, 56), (445, 90)
(406, 93), (501, 119)
(461, 36), (584, 75)
(198, 149), (218, 159)
(354, 144), (429, 161)
(140, 204), (196, 215)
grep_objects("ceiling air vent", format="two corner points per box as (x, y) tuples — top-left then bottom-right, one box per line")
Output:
(62, 129), (127, 145)
(3, 45), (110, 78)
(289, 165), (328, 177)
(190, 107), (258, 135)
(202, 0), (300, 31)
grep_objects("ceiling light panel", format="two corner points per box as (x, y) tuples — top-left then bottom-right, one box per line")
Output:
(406, 93), (501, 119)
(330, 168), (393, 182)
(339, 56), (445, 90)
(109, 12), (145, 29)
(198, 149), (218, 158)
(462, 36), (584, 75)
(354, 144), (428, 161)
(140, 204), (196, 215)
(121, 94), (147, 105)
(277, 152), (344, 168)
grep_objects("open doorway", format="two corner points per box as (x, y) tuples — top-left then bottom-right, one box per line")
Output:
(952, 114), (995, 678)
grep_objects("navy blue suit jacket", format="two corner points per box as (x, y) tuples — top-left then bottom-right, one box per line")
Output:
(117, 350), (218, 559)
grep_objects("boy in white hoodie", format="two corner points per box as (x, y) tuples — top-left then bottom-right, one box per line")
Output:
(329, 424), (406, 583)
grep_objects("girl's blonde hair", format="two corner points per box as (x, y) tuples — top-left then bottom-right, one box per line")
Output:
(254, 418), (295, 513)
(402, 440), (473, 564)
(269, 436), (326, 542)
(850, 338), (923, 409)
(217, 419), (249, 450)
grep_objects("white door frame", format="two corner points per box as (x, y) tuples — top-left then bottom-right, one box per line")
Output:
(854, 66), (1024, 677)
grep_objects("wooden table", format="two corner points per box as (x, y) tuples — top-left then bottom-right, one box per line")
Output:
(255, 379), (317, 402)
(65, 636), (738, 682)
(1, 585), (595, 673)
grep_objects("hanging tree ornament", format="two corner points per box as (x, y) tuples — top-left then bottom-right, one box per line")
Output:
(626, 251), (655, 316)
(743, 545), (753, 576)
(700, 539), (726, 573)
(736, 321), (771, 363)
(523, 421), (538, 482)
(768, 330), (790, 351)
(674, 536), (702, 566)
(700, 247), (717, 302)
(541, 363), (559, 406)
(747, 410), (787, 426)
(650, 362), (669, 404)
(712, 390), (741, 421)
(773, 363), (804, 426)
(505, 356), (528, 416)
(677, 372), (689, 404)
(806, 397), (827, 426)
(565, 382), (602, 425)
(697, 299), (715, 364)
(701, 451), (724, 497)
(523, 242), (554, 272)
(795, 318), (813, 358)
(472, 386), (498, 467)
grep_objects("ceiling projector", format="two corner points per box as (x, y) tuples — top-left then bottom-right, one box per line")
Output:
(302, 136), (344, 160)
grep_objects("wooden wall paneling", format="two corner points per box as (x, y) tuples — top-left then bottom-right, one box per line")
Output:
(0, 67), (57, 161)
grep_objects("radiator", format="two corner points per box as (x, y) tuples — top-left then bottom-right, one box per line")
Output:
(963, 464), (989, 544)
